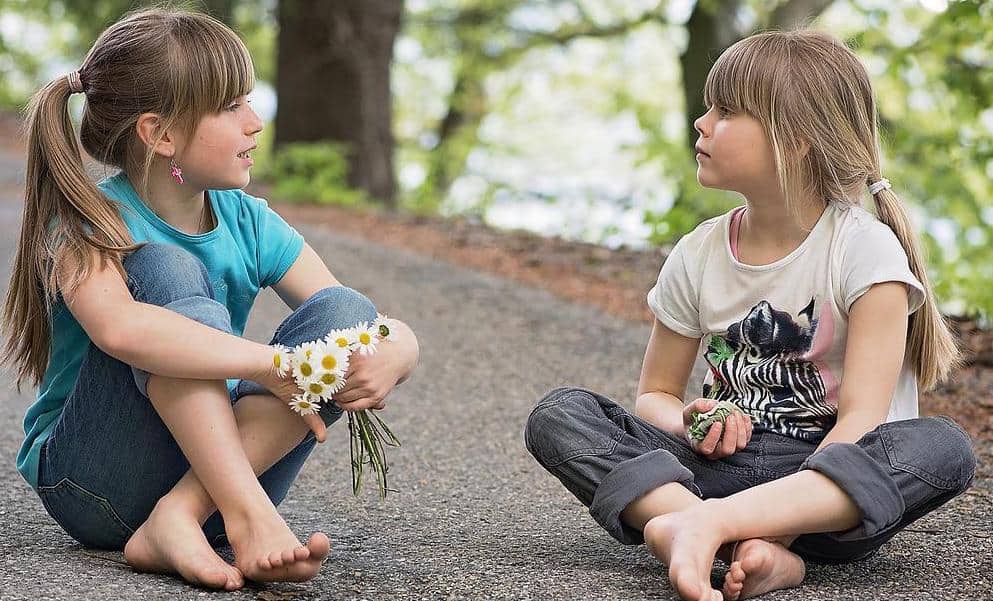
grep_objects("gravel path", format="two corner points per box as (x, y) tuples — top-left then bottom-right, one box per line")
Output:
(0, 153), (989, 599)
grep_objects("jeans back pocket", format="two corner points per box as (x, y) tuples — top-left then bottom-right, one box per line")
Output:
(38, 478), (134, 550)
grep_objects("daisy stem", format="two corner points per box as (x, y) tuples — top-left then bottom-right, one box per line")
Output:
(346, 408), (401, 500)
(356, 410), (389, 500)
(369, 410), (400, 447)
(347, 412), (365, 495)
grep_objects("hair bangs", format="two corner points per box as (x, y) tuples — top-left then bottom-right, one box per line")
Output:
(703, 35), (786, 120)
(168, 13), (255, 124)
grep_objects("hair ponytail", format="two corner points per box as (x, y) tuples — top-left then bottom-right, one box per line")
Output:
(1, 8), (254, 390)
(871, 184), (962, 390)
(1, 74), (137, 390)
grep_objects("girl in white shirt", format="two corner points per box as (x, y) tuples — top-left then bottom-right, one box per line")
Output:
(525, 29), (974, 601)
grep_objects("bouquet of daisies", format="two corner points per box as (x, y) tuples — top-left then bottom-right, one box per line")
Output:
(272, 315), (400, 499)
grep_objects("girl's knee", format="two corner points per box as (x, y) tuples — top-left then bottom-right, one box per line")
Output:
(123, 243), (213, 304)
(879, 416), (975, 493)
(303, 286), (377, 330)
(524, 387), (608, 465)
(271, 286), (378, 348)
(919, 416), (976, 493)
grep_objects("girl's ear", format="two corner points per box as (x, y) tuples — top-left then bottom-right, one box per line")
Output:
(135, 113), (177, 158)
(798, 139), (811, 158)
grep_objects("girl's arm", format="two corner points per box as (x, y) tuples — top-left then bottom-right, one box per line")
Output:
(815, 281), (911, 452)
(272, 242), (420, 405)
(61, 248), (273, 382)
(635, 319), (701, 436)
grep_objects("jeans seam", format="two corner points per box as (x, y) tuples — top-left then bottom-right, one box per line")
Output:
(524, 388), (595, 457)
(38, 477), (136, 535)
(126, 273), (143, 300)
(542, 428), (625, 468)
(880, 425), (959, 491)
(935, 415), (973, 445)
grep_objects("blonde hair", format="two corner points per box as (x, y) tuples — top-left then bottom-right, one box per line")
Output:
(703, 30), (960, 390)
(1, 7), (255, 389)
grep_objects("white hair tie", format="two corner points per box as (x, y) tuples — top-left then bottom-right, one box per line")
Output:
(868, 178), (891, 195)
(66, 70), (84, 94)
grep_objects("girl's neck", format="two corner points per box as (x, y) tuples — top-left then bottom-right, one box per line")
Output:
(126, 161), (211, 235)
(736, 188), (826, 262)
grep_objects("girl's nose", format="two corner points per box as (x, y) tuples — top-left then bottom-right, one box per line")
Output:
(693, 111), (709, 136)
(246, 106), (264, 135)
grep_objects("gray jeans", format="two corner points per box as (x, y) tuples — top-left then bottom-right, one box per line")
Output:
(524, 387), (976, 564)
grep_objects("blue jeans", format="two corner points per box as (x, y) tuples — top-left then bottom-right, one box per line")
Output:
(36, 243), (377, 550)
(525, 387), (977, 564)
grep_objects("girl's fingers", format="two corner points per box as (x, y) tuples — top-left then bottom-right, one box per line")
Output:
(684, 398), (716, 425)
(737, 413), (750, 450)
(720, 416), (738, 456)
(701, 421), (723, 456)
(304, 413), (327, 443)
(334, 387), (371, 404)
(335, 396), (379, 412)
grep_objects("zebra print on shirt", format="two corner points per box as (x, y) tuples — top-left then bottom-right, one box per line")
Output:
(702, 298), (836, 442)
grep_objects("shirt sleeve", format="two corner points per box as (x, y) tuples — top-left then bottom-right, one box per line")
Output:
(840, 221), (926, 315)
(647, 236), (703, 338)
(254, 198), (305, 289)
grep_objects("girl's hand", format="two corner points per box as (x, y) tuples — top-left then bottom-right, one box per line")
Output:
(332, 348), (403, 413)
(254, 356), (329, 443)
(682, 398), (752, 459)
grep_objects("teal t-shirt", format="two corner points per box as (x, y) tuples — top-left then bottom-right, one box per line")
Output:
(16, 172), (304, 488)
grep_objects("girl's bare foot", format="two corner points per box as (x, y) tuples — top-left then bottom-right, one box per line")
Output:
(644, 510), (725, 601)
(225, 507), (330, 583)
(124, 498), (243, 591)
(722, 539), (806, 600)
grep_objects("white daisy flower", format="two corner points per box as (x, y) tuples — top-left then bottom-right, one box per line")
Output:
(288, 393), (321, 416)
(315, 343), (350, 376)
(271, 344), (293, 377)
(373, 314), (396, 342)
(353, 321), (380, 356)
(303, 370), (346, 399)
(292, 346), (319, 382)
(325, 327), (357, 351)
(298, 340), (322, 360)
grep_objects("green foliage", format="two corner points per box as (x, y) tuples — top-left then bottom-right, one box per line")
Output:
(0, 0), (273, 109)
(844, 0), (993, 319)
(3, 0), (992, 318)
(255, 142), (368, 207)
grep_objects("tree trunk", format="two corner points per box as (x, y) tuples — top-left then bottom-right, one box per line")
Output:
(680, 0), (742, 150)
(275, 0), (403, 207)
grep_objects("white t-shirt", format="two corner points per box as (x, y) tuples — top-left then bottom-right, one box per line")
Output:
(647, 202), (925, 443)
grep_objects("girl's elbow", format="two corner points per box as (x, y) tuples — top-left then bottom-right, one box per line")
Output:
(92, 311), (137, 358)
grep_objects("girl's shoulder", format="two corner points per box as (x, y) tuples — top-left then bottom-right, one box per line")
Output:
(669, 207), (739, 258)
(210, 187), (274, 223)
(829, 203), (906, 258)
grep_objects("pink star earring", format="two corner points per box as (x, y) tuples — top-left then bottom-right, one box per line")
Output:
(170, 159), (184, 185)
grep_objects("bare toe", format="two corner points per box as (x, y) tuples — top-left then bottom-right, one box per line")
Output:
(306, 532), (331, 560)
(293, 546), (311, 562)
(732, 539), (805, 599)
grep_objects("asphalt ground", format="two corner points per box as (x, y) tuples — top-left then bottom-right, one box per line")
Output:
(0, 154), (990, 600)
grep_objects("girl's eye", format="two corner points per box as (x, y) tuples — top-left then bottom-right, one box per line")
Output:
(226, 98), (252, 112)
(716, 105), (733, 118)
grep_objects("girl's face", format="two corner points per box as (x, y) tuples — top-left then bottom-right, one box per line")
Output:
(692, 105), (778, 197)
(176, 95), (263, 191)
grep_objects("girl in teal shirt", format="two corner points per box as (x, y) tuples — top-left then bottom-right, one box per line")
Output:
(2, 7), (419, 590)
